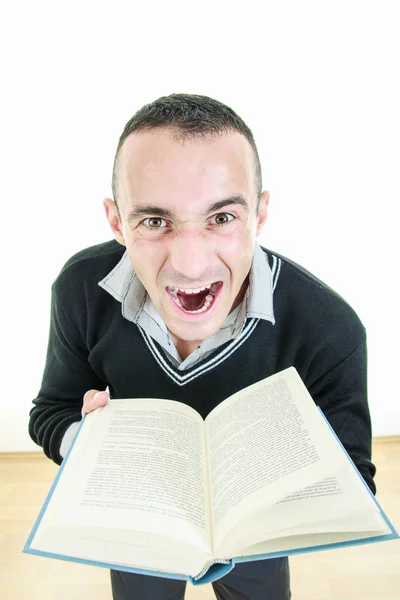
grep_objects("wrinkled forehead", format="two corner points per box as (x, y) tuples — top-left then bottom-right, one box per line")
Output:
(116, 128), (257, 210)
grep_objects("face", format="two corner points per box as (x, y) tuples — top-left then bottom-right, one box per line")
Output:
(104, 128), (269, 353)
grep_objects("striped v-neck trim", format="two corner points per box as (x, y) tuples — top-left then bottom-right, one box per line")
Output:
(271, 254), (282, 293)
(138, 318), (260, 386)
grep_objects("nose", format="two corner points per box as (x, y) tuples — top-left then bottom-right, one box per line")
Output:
(169, 230), (213, 281)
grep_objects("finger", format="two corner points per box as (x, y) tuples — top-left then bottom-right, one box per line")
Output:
(82, 390), (108, 416)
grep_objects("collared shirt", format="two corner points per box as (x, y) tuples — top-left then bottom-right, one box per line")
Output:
(98, 242), (275, 370)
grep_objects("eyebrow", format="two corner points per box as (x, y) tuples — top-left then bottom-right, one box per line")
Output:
(126, 194), (249, 222)
(205, 195), (249, 215)
(127, 206), (175, 222)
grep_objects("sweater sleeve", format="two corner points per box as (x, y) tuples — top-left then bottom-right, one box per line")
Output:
(29, 287), (107, 465)
(308, 335), (376, 494)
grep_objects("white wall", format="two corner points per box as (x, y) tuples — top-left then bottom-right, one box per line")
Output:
(1, 1), (399, 451)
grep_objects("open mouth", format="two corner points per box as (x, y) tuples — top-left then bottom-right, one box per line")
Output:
(167, 282), (222, 314)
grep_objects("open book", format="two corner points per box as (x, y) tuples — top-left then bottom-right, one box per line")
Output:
(24, 367), (398, 585)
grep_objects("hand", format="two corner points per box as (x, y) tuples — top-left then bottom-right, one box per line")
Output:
(81, 389), (109, 417)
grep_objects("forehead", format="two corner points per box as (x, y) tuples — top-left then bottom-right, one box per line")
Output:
(117, 128), (256, 209)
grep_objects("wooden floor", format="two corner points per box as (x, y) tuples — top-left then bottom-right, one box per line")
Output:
(1, 439), (399, 600)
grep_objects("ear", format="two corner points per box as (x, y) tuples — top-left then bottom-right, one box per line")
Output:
(256, 190), (270, 236)
(103, 198), (126, 246)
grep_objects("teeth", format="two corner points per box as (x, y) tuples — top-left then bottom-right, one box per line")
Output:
(168, 282), (221, 296)
(177, 285), (209, 294)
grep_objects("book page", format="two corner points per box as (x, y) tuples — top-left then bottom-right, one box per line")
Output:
(36, 399), (212, 554)
(205, 368), (359, 550)
(216, 472), (384, 556)
(232, 520), (392, 561)
(31, 523), (209, 578)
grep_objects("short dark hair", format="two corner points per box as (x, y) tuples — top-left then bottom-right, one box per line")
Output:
(111, 93), (262, 210)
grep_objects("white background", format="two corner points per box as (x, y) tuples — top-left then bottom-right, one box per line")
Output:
(1, 1), (399, 451)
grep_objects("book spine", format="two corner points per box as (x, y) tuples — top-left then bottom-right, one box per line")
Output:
(192, 558), (232, 582)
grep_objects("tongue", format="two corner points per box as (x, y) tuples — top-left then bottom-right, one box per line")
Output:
(177, 290), (208, 311)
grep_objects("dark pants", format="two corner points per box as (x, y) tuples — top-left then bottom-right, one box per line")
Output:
(111, 557), (291, 599)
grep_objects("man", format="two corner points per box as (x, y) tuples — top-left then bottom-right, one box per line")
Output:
(30, 93), (376, 600)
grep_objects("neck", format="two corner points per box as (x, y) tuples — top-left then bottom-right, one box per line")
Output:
(171, 337), (203, 361)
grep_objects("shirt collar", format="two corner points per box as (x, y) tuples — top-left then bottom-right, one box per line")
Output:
(98, 241), (275, 326)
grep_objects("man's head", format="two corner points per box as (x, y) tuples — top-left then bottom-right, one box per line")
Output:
(104, 94), (269, 355)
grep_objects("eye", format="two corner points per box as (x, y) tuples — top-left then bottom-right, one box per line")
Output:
(210, 213), (234, 225)
(142, 217), (168, 229)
